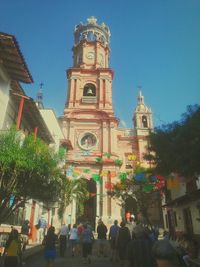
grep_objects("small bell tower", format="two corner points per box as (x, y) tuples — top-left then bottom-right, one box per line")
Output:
(133, 88), (153, 136)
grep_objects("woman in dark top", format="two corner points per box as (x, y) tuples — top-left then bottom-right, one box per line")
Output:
(96, 219), (107, 257)
(116, 221), (131, 266)
(126, 225), (154, 267)
(43, 226), (57, 267)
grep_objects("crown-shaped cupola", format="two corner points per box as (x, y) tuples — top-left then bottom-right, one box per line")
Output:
(73, 16), (111, 69)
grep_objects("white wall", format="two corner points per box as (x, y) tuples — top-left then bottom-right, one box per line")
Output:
(190, 201), (200, 235)
(0, 66), (11, 130)
(40, 109), (64, 152)
(163, 200), (200, 236)
(171, 182), (186, 200)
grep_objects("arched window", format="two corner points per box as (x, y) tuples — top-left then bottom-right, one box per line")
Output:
(83, 83), (96, 97)
(142, 115), (148, 128)
(87, 31), (96, 41)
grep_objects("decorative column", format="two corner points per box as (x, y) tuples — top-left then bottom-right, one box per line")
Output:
(71, 197), (76, 225)
(98, 78), (103, 109)
(96, 182), (100, 218)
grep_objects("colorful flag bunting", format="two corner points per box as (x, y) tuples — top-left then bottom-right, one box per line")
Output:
(128, 154), (137, 161)
(92, 174), (101, 182)
(105, 182), (114, 190)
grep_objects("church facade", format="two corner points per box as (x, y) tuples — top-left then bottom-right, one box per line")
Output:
(60, 17), (153, 227)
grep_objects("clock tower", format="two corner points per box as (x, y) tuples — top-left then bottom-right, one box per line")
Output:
(64, 16), (114, 114)
(60, 17), (120, 227)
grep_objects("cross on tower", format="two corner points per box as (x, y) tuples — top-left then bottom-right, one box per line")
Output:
(39, 82), (44, 89)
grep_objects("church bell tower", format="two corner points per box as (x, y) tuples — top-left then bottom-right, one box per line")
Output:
(60, 17), (120, 226)
(133, 89), (153, 165)
(64, 16), (115, 114)
(62, 16), (119, 154)
(133, 89), (153, 136)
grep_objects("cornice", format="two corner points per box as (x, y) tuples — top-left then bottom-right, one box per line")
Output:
(67, 68), (114, 79)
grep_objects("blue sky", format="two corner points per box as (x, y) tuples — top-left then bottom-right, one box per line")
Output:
(1, 0), (200, 128)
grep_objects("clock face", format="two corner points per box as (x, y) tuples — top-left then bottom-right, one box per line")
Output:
(78, 132), (98, 150)
(86, 51), (95, 59)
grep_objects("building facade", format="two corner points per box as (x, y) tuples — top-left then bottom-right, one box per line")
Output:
(60, 17), (154, 228)
(0, 33), (56, 243)
(162, 175), (200, 240)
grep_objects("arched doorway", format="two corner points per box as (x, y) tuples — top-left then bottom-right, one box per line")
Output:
(76, 179), (96, 229)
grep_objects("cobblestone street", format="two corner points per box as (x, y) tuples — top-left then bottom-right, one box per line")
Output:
(27, 255), (118, 267)
(25, 242), (118, 267)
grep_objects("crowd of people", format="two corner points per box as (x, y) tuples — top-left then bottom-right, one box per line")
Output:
(41, 218), (200, 267)
(41, 222), (95, 266)
(1, 218), (199, 267)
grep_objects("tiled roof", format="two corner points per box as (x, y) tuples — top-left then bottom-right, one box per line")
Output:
(0, 32), (33, 83)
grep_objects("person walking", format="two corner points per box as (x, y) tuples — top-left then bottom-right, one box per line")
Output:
(37, 215), (47, 243)
(96, 219), (108, 257)
(3, 229), (22, 267)
(58, 223), (69, 257)
(21, 220), (30, 251)
(67, 224), (71, 248)
(116, 221), (131, 267)
(43, 226), (57, 267)
(126, 225), (154, 267)
(108, 219), (120, 262)
(77, 223), (84, 256)
(125, 218), (135, 238)
(81, 223), (94, 264)
(69, 224), (78, 256)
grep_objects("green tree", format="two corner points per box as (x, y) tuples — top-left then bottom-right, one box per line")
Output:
(0, 128), (65, 223)
(110, 166), (162, 227)
(58, 178), (89, 221)
(146, 104), (200, 177)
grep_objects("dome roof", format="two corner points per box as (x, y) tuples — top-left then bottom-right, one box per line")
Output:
(134, 90), (151, 113)
(74, 16), (110, 47)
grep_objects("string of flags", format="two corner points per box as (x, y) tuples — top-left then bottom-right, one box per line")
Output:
(70, 151), (139, 165)
(66, 166), (183, 189)
(65, 151), (184, 192)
